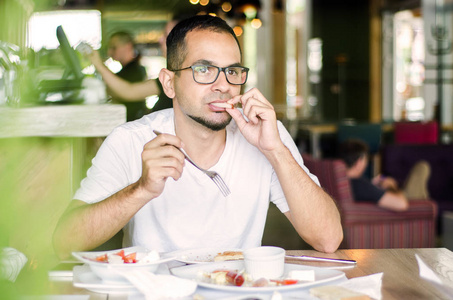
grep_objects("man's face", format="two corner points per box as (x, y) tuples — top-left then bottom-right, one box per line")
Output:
(357, 154), (369, 176)
(172, 29), (242, 131)
(107, 37), (131, 63)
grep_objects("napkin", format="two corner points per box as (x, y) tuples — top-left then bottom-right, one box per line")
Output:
(337, 273), (382, 299)
(0, 247), (28, 282)
(119, 270), (197, 300)
(416, 254), (453, 299)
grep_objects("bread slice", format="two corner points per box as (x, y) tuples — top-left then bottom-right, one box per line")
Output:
(214, 251), (244, 262)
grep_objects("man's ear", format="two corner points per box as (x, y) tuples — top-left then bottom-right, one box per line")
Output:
(158, 68), (175, 99)
(355, 155), (368, 174)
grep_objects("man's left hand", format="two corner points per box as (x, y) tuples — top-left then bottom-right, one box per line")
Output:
(226, 88), (282, 153)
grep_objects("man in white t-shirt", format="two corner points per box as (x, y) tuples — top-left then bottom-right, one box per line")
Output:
(53, 15), (343, 259)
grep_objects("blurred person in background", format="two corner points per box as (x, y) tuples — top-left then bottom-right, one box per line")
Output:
(82, 19), (180, 116)
(339, 139), (431, 212)
(105, 31), (148, 121)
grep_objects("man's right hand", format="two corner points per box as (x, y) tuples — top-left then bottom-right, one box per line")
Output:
(76, 42), (104, 69)
(137, 133), (186, 199)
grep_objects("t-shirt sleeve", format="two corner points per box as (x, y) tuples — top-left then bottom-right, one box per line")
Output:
(73, 127), (139, 204)
(270, 121), (321, 213)
(350, 177), (385, 204)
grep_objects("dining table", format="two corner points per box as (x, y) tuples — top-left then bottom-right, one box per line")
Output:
(26, 247), (453, 300)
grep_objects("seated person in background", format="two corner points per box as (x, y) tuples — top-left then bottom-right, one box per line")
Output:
(53, 15), (343, 259)
(106, 31), (149, 121)
(338, 139), (431, 212)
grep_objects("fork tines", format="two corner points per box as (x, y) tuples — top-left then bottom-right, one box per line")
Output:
(212, 175), (230, 197)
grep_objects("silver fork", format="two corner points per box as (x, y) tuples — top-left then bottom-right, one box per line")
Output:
(153, 130), (230, 197)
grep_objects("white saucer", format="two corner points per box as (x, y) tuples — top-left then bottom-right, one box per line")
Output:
(73, 265), (138, 294)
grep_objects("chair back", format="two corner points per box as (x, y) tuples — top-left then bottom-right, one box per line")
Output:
(394, 121), (438, 144)
(337, 123), (382, 154)
(302, 154), (354, 207)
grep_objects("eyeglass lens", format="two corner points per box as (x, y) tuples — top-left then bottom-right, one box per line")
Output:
(192, 65), (247, 85)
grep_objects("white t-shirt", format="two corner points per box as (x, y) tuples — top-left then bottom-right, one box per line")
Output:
(74, 109), (319, 252)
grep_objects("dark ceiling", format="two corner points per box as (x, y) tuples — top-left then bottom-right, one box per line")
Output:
(97, 0), (199, 15)
(40, 0), (226, 16)
(39, 0), (261, 19)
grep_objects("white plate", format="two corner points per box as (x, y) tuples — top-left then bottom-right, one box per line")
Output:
(171, 261), (345, 292)
(72, 246), (175, 282)
(73, 265), (137, 294)
(163, 248), (243, 264)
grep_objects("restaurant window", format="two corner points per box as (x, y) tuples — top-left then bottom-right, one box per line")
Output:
(27, 10), (102, 77)
(286, 0), (307, 122)
(27, 10), (102, 56)
(382, 0), (453, 128)
(394, 10), (425, 121)
(382, 9), (425, 122)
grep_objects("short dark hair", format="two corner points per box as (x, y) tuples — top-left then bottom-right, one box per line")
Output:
(338, 139), (369, 167)
(166, 15), (241, 71)
(109, 31), (135, 46)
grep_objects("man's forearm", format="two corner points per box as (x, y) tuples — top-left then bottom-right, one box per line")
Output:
(265, 145), (343, 253)
(93, 61), (159, 101)
(53, 182), (151, 259)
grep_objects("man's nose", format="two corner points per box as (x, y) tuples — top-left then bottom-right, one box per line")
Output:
(211, 70), (230, 91)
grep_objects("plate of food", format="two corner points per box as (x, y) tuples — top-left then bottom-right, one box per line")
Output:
(170, 260), (345, 292)
(72, 246), (175, 282)
(163, 248), (244, 264)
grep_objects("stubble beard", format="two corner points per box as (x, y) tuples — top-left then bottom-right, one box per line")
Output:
(188, 112), (232, 131)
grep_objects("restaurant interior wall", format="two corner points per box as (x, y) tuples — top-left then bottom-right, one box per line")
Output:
(310, 0), (371, 123)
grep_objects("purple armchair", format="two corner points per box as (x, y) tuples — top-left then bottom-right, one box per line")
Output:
(302, 154), (438, 249)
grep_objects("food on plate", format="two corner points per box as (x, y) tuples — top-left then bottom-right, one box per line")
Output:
(252, 277), (270, 287)
(214, 251), (244, 262)
(139, 250), (161, 263)
(84, 249), (160, 264)
(197, 268), (302, 287)
(211, 102), (234, 109)
(226, 271), (245, 286)
(270, 279), (299, 286)
(287, 269), (315, 281)
(198, 269), (247, 286)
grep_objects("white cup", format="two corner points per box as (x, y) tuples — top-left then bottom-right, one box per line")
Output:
(243, 246), (285, 279)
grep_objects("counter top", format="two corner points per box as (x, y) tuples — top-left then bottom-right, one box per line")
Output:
(0, 104), (126, 138)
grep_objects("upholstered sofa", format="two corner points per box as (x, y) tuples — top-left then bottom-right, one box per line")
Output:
(302, 154), (438, 249)
(380, 144), (453, 232)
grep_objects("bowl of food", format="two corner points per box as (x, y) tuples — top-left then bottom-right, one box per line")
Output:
(243, 246), (285, 280)
(72, 246), (174, 282)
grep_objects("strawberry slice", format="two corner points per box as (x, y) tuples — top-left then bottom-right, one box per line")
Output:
(123, 252), (137, 263)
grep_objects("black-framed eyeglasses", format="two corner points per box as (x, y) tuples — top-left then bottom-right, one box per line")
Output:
(170, 64), (249, 85)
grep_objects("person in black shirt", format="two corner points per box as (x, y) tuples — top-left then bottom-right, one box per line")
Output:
(339, 139), (430, 211)
(106, 32), (149, 121)
(81, 21), (180, 119)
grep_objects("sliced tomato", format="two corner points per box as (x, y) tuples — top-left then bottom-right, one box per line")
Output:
(226, 271), (244, 286)
(123, 252), (137, 263)
(115, 250), (125, 259)
(270, 279), (298, 285)
(95, 254), (108, 262)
